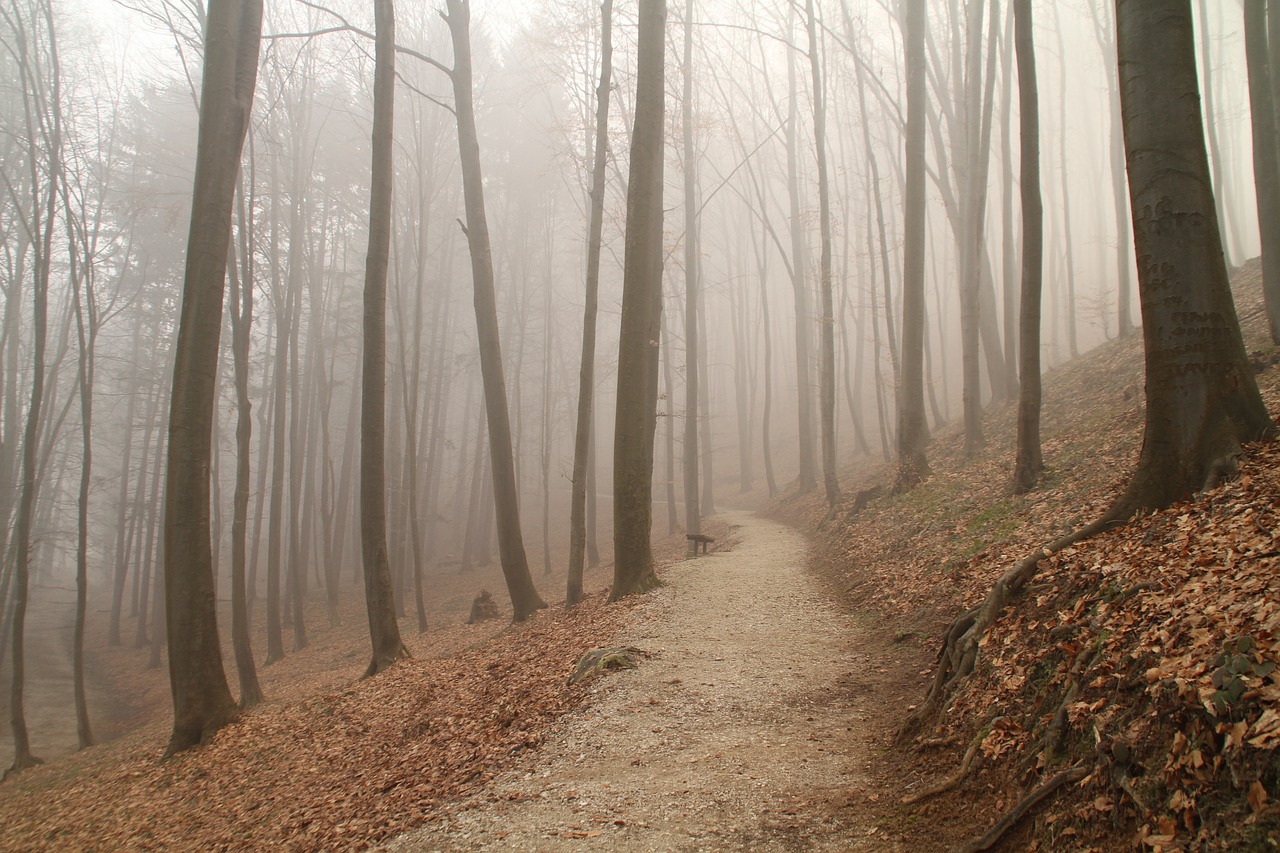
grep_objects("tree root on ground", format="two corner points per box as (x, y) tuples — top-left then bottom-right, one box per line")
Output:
(953, 765), (1089, 853)
(899, 514), (1121, 743)
(902, 736), (983, 805)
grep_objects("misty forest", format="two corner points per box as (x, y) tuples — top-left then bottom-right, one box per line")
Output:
(2, 0), (1280, 849)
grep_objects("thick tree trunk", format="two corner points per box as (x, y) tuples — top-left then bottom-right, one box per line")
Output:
(896, 0), (931, 488)
(611, 0), (666, 601)
(359, 0), (410, 676)
(567, 0), (613, 606)
(1113, 0), (1275, 513)
(445, 0), (546, 620)
(162, 0), (261, 756)
(1011, 0), (1043, 494)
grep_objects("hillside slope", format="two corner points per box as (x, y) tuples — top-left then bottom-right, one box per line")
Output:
(782, 258), (1280, 851)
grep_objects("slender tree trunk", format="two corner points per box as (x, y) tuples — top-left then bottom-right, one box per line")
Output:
(612, 0), (666, 600)
(896, 0), (931, 488)
(662, 311), (679, 534)
(359, 0), (410, 676)
(1245, 0), (1280, 343)
(162, 0), (261, 756)
(786, 30), (816, 493)
(444, 0), (546, 620)
(568, 0), (613, 605)
(682, 0), (702, 552)
(228, 188), (263, 708)
(998, 1), (1019, 395)
(1196, 0), (1241, 269)
(805, 0), (840, 510)
(1011, 0), (1044, 494)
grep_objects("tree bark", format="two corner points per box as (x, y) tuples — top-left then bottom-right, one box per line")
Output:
(162, 0), (261, 756)
(805, 0), (840, 511)
(228, 186), (263, 708)
(611, 0), (666, 601)
(359, 0), (410, 676)
(1113, 0), (1276, 514)
(1245, 0), (1280, 344)
(567, 0), (613, 605)
(1011, 0), (1043, 494)
(444, 0), (546, 620)
(896, 0), (931, 488)
(682, 0), (702, 553)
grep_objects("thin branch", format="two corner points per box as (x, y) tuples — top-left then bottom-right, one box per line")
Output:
(291, 0), (453, 76)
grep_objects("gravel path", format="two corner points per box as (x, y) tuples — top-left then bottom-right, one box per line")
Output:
(385, 510), (899, 852)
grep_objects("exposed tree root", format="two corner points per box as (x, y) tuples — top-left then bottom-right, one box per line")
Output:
(900, 513), (1122, 742)
(953, 765), (1088, 853)
(902, 736), (982, 805)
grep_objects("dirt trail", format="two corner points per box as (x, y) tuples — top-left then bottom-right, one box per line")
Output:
(385, 510), (906, 852)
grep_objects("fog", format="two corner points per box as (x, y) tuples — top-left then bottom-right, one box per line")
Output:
(0, 0), (1262, 749)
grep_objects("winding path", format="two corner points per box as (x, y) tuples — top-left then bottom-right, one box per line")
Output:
(386, 510), (902, 851)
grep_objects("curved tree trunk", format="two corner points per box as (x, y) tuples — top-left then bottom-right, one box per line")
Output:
(444, 0), (546, 620)
(162, 0), (262, 756)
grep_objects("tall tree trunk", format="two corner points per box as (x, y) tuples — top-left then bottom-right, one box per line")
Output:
(1011, 0), (1044, 494)
(1112, 0), (1276, 515)
(162, 0), (261, 757)
(444, 0), (546, 620)
(7, 0), (60, 772)
(612, 0), (666, 600)
(998, 0), (1019, 396)
(1196, 0), (1242, 269)
(786, 28), (817, 493)
(228, 186), (263, 708)
(896, 0), (931, 488)
(1050, 2), (1080, 359)
(1245, 0), (1280, 344)
(806, 0), (840, 510)
(568, 0), (613, 605)
(359, 0), (410, 676)
(682, 0), (702, 553)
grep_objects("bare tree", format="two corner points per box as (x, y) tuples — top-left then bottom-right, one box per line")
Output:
(162, 0), (262, 756)
(568, 0), (613, 606)
(1010, 0), (1043, 494)
(896, 0), (931, 489)
(359, 0), (410, 676)
(612, 0), (666, 600)
(1112, 0), (1275, 511)
(682, 0), (702, 553)
(442, 0), (546, 620)
(804, 0), (839, 511)
(1244, 0), (1280, 343)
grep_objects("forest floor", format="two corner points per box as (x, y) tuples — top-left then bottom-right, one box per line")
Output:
(0, 260), (1279, 851)
(382, 509), (921, 852)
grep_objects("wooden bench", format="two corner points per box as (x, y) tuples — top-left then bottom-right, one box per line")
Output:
(686, 533), (715, 555)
